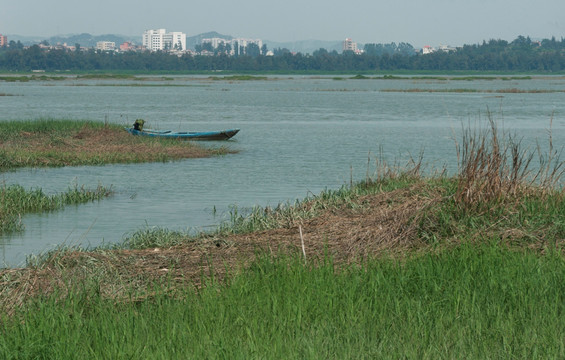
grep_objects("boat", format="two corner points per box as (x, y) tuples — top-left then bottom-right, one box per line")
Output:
(125, 127), (240, 140)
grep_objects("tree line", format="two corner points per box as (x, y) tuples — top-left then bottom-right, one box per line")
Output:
(0, 36), (564, 72)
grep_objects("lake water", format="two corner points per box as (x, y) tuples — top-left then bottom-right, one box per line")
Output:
(1, 75), (564, 267)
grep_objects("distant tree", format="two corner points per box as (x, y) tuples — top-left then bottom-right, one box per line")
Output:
(246, 43), (260, 57)
(313, 48), (328, 57)
(8, 40), (24, 50)
(261, 44), (268, 55)
(216, 42), (225, 55)
(273, 47), (290, 56)
(233, 41), (239, 57)
(201, 42), (213, 52)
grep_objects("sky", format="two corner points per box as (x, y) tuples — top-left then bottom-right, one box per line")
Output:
(2, 0), (565, 47)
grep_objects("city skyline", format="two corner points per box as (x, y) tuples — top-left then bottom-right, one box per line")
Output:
(2, 0), (565, 48)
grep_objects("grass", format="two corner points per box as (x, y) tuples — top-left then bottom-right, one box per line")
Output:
(208, 75), (269, 81)
(0, 119), (235, 170)
(0, 246), (563, 359)
(1, 115), (565, 358)
(0, 75), (67, 82)
(0, 183), (113, 234)
(381, 88), (565, 93)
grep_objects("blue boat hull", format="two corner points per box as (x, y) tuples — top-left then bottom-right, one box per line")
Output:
(126, 127), (239, 140)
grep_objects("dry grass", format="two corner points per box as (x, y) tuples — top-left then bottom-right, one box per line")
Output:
(455, 114), (564, 209)
(0, 181), (440, 312)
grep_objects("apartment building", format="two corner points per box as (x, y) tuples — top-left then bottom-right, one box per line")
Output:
(0, 34), (7, 47)
(343, 38), (357, 52)
(143, 29), (186, 51)
(201, 37), (263, 54)
(96, 41), (116, 51)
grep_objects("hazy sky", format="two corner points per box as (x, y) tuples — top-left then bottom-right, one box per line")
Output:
(3, 0), (565, 47)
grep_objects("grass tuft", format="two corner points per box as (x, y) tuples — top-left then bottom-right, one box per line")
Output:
(0, 183), (113, 234)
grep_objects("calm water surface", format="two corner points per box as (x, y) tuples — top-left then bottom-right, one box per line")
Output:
(1, 75), (564, 267)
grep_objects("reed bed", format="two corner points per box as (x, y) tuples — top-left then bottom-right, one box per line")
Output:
(0, 119), (234, 170)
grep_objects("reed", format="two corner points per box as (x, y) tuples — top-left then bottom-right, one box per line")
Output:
(0, 183), (113, 234)
(122, 227), (191, 249)
(454, 114), (564, 208)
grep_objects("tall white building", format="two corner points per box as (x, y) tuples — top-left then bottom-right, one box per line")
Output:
(143, 29), (186, 51)
(201, 37), (263, 55)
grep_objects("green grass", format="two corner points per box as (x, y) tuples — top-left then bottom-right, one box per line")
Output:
(1, 245), (563, 359)
(0, 75), (66, 82)
(208, 75), (269, 81)
(0, 183), (113, 234)
(0, 119), (109, 140)
(76, 74), (137, 80)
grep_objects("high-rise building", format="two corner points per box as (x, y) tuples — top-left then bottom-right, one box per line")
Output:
(143, 29), (186, 51)
(343, 38), (357, 52)
(0, 34), (7, 47)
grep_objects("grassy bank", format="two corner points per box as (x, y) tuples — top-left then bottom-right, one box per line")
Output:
(1, 118), (564, 358)
(0, 119), (235, 171)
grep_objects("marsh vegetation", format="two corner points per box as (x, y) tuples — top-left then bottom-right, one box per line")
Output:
(0, 119), (235, 171)
(1, 119), (564, 358)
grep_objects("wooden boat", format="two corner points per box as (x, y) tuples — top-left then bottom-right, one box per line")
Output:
(125, 127), (240, 140)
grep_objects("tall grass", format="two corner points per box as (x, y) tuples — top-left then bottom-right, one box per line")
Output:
(0, 183), (113, 234)
(1, 245), (563, 358)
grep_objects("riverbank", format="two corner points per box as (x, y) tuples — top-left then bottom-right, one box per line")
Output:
(0, 119), (235, 171)
(1, 119), (565, 357)
(1, 173), (564, 358)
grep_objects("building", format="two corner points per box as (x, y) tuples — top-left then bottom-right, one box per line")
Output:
(0, 34), (7, 47)
(143, 29), (186, 52)
(202, 37), (230, 49)
(343, 38), (357, 53)
(422, 45), (435, 54)
(96, 41), (116, 51)
(120, 42), (135, 51)
(201, 37), (263, 55)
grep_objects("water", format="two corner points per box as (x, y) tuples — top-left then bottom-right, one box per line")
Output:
(1, 75), (565, 267)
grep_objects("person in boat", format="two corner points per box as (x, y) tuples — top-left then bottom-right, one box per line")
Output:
(133, 119), (145, 131)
